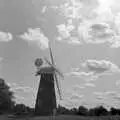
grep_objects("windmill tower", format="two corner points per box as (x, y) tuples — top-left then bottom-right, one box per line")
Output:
(34, 45), (63, 116)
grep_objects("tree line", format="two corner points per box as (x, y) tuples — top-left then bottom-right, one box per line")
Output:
(0, 77), (120, 116)
(57, 105), (120, 116)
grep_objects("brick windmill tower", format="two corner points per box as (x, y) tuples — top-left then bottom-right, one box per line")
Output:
(34, 45), (63, 116)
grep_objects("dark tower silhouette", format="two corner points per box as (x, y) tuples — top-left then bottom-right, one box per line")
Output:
(35, 69), (57, 115)
(34, 46), (63, 116)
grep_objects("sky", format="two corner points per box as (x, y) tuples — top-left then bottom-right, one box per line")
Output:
(1, 0), (120, 109)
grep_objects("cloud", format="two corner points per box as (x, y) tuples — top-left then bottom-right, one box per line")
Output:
(57, 24), (72, 39)
(93, 91), (120, 109)
(105, 91), (120, 103)
(77, 11), (120, 47)
(10, 86), (33, 93)
(93, 91), (120, 103)
(70, 94), (84, 100)
(66, 71), (98, 82)
(54, 0), (120, 47)
(84, 0), (120, 47)
(66, 59), (120, 83)
(83, 82), (96, 87)
(51, 0), (120, 48)
(67, 37), (82, 45)
(109, 36), (120, 48)
(19, 28), (49, 50)
(94, 91), (110, 102)
(59, 99), (78, 109)
(0, 31), (12, 42)
(56, 23), (83, 45)
(72, 84), (85, 90)
(88, 24), (114, 43)
(82, 59), (120, 75)
(7, 82), (18, 87)
(55, 0), (99, 20)
(97, 0), (113, 14)
(61, 86), (84, 103)
(56, 23), (82, 45)
(14, 94), (25, 100)
(8, 82), (34, 93)
(77, 21), (116, 45)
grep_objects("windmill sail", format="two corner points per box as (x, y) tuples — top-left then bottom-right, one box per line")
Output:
(49, 45), (62, 100)
(49, 44), (54, 65)
(54, 73), (62, 100)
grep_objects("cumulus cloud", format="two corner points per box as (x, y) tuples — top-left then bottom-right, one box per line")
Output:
(8, 82), (34, 93)
(62, 88), (120, 109)
(109, 36), (120, 48)
(0, 31), (12, 42)
(105, 92), (120, 105)
(67, 37), (82, 45)
(11, 86), (33, 93)
(7, 82), (18, 87)
(57, 24), (72, 39)
(82, 59), (120, 75)
(70, 94), (84, 100)
(55, 0), (99, 20)
(63, 84), (85, 102)
(59, 89), (84, 108)
(72, 82), (95, 89)
(14, 94), (25, 100)
(56, 5), (97, 45)
(88, 24), (114, 43)
(66, 59), (120, 83)
(77, 13), (120, 47)
(54, 0), (120, 47)
(77, 21), (115, 45)
(19, 28), (49, 50)
(93, 90), (120, 104)
(56, 0), (99, 46)
(56, 23), (82, 45)
(66, 70), (98, 82)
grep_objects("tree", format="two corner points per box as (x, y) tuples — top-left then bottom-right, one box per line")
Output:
(0, 78), (14, 113)
(77, 106), (88, 116)
(88, 108), (96, 116)
(88, 106), (108, 116)
(70, 107), (78, 115)
(110, 107), (120, 115)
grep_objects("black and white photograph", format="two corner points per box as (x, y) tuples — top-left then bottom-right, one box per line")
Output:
(0, 0), (120, 120)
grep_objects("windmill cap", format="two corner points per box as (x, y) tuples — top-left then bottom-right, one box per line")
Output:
(36, 66), (55, 75)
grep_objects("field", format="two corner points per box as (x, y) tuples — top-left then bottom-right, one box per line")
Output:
(0, 115), (120, 120)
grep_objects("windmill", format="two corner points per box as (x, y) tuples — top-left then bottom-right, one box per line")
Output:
(34, 44), (63, 116)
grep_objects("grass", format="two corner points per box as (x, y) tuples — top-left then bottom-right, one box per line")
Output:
(0, 114), (120, 120)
